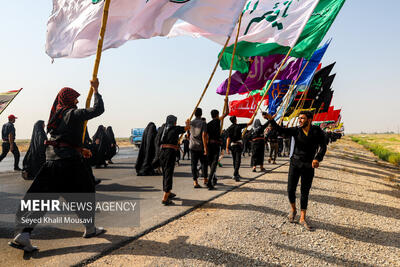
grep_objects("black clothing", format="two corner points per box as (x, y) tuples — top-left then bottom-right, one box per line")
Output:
(16, 93), (104, 233)
(269, 120), (327, 163)
(227, 123), (247, 143)
(242, 130), (253, 156)
(46, 93), (104, 160)
(92, 125), (110, 167)
(227, 123), (247, 177)
(288, 162), (314, 209)
(160, 148), (177, 192)
(206, 118), (222, 185)
(207, 143), (220, 186)
(191, 150), (208, 180)
(207, 119), (221, 141)
(17, 159), (96, 233)
(0, 142), (20, 169)
(154, 123), (185, 192)
(105, 126), (117, 161)
(2, 122), (16, 141)
(22, 121), (47, 180)
(136, 122), (157, 176)
(270, 119), (327, 210)
(231, 145), (242, 177)
(182, 139), (190, 160)
(250, 122), (268, 166)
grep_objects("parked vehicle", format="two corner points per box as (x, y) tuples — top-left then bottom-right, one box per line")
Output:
(130, 128), (144, 148)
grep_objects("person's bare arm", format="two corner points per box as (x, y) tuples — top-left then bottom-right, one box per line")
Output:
(202, 132), (208, 155)
(226, 137), (231, 154)
(9, 133), (14, 151)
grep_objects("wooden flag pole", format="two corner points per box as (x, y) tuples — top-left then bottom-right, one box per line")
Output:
(177, 34), (232, 144)
(188, 34), (232, 121)
(0, 88), (23, 117)
(242, 47), (293, 137)
(82, 0), (112, 143)
(220, 12), (244, 134)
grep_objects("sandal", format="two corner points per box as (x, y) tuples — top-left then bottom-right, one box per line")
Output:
(299, 220), (315, 231)
(288, 210), (297, 223)
(161, 199), (174, 206)
(83, 227), (106, 238)
(168, 193), (176, 199)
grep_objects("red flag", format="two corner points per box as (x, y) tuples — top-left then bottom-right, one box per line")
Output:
(229, 94), (261, 118)
(313, 106), (341, 122)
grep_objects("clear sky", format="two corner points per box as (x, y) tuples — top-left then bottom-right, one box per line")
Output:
(0, 0), (399, 138)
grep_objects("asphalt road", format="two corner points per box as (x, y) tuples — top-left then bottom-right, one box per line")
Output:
(0, 149), (288, 267)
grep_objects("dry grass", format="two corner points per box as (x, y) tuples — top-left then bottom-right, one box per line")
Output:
(350, 134), (400, 166)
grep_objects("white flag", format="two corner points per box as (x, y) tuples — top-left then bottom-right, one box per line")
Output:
(170, 0), (319, 55)
(46, 0), (247, 59)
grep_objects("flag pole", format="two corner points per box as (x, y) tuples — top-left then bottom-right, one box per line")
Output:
(278, 60), (310, 124)
(82, 0), (111, 143)
(242, 47), (293, 137)
(220, 12), (244, 134)
(0, 88), (23, 117)
(188, 34), (232, 121)
(178, 34), (232, 144)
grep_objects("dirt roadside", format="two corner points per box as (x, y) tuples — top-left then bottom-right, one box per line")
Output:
(87, 137), (400, 266)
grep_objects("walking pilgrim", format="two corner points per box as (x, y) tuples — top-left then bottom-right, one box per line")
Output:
(0, 115), (21, 170)
(9, 79), (105, 252)
(22, 120), (47, 180)
(250, 119), (269, 172)
(263, 111), (327, 231)
(154, 115), (190, 206)
(135, 122), (158, 176)
(105, 126), (117, 164)
(189, 108), (208, 188)
(226, 116), (253, 181)
(206, 105), (229, 189)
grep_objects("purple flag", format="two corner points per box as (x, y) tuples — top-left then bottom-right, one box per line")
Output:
(217, 54), (303, 95)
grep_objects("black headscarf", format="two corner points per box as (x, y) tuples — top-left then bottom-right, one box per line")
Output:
(161, 115), (177, 144)
(106, 126), (116, 144)
(22, 120), (47, 180)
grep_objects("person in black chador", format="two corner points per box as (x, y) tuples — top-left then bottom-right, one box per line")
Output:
(226, 116), (253, 181)
(250, 119), (269, 172)
(21, 120), (47, 180)
(206, 106), (228, 190)
(154, 115), (189, 205)
(135, 122), (157, 176)
(92, 125), (110, 168)
(105, 126), (117, 164)
(9, 79), (105, 252)
(0, 115), (21, 170)
(264, 111), (327, 231)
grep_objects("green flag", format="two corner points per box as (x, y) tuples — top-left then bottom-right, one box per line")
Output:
(221, 0), (346, 72)
(92, 0), (102, 4)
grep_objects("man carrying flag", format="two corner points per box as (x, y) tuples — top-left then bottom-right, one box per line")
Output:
(263, 110), (326, 231)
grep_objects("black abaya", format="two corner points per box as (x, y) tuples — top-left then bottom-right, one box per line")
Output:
(22, 121), (47, 180)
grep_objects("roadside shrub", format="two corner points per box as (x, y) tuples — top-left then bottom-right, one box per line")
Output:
(350, 136), (400, 166)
